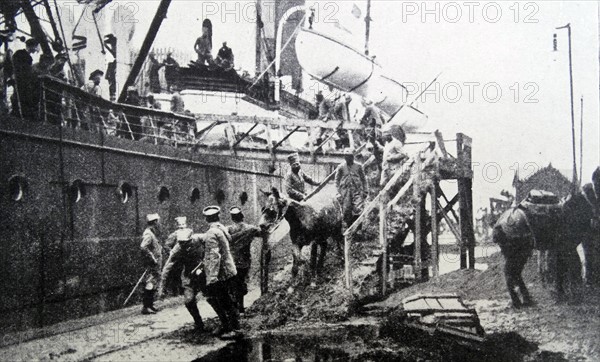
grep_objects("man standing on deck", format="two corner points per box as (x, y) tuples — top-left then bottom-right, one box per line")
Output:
(10, 38), (39, 118)
(284, 153), (320, 202)
(335, 148), (368, 228)
(140, 213), (163, 315)
(226, 207), (262, 313)
(202, 206), (241, 339)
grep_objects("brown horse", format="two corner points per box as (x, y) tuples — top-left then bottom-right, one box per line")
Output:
(258, 187), (343, 284)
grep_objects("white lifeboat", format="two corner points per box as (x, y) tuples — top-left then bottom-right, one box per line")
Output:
(295, 27), (427, 131)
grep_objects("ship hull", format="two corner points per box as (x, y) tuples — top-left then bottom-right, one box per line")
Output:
(0, 117), (338, 332)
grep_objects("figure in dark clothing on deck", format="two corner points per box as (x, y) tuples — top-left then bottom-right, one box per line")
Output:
(163, 52), (180, 92)
(215, 42), (234, 70)
(10, 38), (40, 119)
(148, 52), (163, 93)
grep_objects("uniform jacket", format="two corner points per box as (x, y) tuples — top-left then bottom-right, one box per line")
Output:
(140, 227), (163, 273)
(335, 162), (367, 196)
(160, 234), (205, 291)
(204, 222), (237, 285)
(140, 227), (162, 285)
(227, 222), (261, 269)
(381, 138), (408, 186)
(285, 170), (319, 201)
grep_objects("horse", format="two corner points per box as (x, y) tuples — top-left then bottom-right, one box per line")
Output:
(258, 187), (344, 284)
(562, 168), (600, 287)
(492, 190), (578, 307)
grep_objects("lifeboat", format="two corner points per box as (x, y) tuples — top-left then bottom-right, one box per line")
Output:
(295, 27), (427, 131)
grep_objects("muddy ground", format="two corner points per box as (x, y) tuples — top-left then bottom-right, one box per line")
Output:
(244, 245), (600, 361)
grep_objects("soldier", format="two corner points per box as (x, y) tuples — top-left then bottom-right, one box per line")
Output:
(202, 205), (241, 339)
(140, 213), (163, 315)
(165, 216), (192, 252)
(159, 227), (207, 331)
(284, 153), (320, 202)
(226, 207), (262, 313)
(335, 148), (368, 228)
(380, 124), (408, 187)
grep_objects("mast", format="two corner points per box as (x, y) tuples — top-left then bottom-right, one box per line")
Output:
(365, 0), (371, 56)
(579, 96), (583, 187)
(255, 0), (262, 75)
(118, 0), (172, 103)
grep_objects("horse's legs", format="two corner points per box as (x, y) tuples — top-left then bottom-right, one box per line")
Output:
(504, 257), (523, 308)
(310, 242), (318, 277)
(317, 241), (328, 275)
(516, 251), (533, 306)
(291, 244), (302, 277)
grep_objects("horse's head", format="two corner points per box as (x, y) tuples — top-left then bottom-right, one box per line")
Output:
(258, 187), (289, 232)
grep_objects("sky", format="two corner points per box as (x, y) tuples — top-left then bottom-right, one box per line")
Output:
(8, 1), (598, 209)
(130, 0), (600, 209)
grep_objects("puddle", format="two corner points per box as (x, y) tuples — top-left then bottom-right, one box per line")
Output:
(194, 325), (379, 362)
(192, 321), (569, 362)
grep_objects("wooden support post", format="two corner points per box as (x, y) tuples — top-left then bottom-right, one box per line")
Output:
(379, 195), (388, 296)
(344, 235), (353, 296)
(457, 133), (475, 269)
(430, 179), (440, 277)
(414, 152), (423, 280)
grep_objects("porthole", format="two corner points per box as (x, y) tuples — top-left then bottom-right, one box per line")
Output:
(239, 191), (248, 205)
(190, 187), (200, 204)
(69, 180), (86, 203)
(216, 189), (225, 204)
(119, 182), (133, 203)
(158, 186), (170, 203)
(8, 175), (28, 201)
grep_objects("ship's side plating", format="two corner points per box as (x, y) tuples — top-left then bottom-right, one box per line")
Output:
(0, 117), (337, 332)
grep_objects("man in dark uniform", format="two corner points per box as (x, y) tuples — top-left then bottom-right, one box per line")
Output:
(226, 206), (261, 313)
(10, 38), (39, 118)
(159, 227), (207, 331)
(140, 213), (163, 314)
(163, 52), (180, 92)
(284, 152), (320, 201)
(215, 42), (234, 70)
(335, 148), (368, 228)
(202, 205), (241, 339)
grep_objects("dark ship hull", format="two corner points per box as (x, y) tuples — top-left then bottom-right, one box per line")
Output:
(0, 111), (339, 332)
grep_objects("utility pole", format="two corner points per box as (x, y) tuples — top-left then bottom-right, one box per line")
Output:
(556, 23), (578, 190)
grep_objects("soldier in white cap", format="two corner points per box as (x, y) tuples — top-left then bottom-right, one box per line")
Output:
(202, 205), (241, 339)
(165, 216), (192, 253)
(226, 206), (262, 313)
(284, 152), (320, 202)
(140, 213), (163, 314)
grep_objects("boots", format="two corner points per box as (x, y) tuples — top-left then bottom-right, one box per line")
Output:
(206, 297), (231, 335)
(141, 290), (156, 315)
(185, 302), (205, 331)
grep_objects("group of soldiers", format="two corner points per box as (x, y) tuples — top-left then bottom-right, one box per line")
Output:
(285, 121), (409, 228)
(139, 205), (261, 340)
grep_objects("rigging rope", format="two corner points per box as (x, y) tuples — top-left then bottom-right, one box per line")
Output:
(248, 13), (307, 90)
